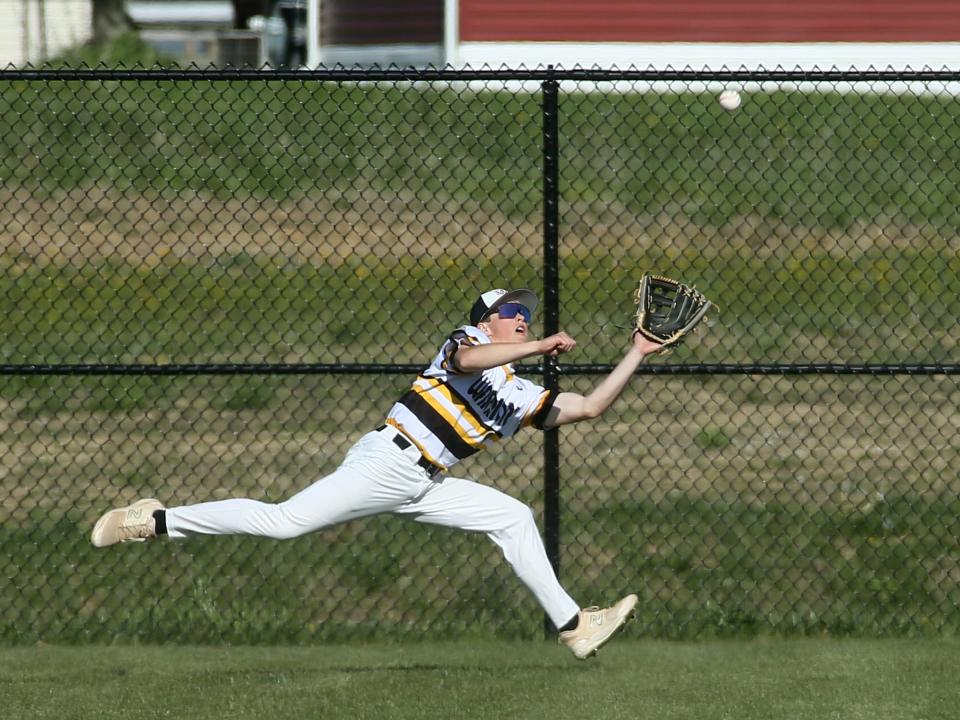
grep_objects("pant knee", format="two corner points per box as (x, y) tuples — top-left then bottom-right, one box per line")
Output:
(264, 503), (312, 539)
(491, 501), (551, 577)
(502, 500), (538, 534)
(233, 501), (306, 540)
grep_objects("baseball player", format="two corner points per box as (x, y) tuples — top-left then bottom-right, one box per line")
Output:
(92, 287), (664, 659)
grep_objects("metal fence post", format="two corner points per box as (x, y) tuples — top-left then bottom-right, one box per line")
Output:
(541, 67), (561, 637)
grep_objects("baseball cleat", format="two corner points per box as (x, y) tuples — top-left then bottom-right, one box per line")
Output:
(559, 593), (638, 660)
(91, 498), (164, 547)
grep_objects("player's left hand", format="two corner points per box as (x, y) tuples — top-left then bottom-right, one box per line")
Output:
(633, 274), (713, 352)
(632, 330), (666, 357)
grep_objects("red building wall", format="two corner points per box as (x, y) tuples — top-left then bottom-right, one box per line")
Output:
(459, 0), (960, 43)
(322, 0), (442, 45)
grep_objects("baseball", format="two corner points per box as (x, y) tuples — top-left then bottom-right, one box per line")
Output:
(718, 90), (741, 111)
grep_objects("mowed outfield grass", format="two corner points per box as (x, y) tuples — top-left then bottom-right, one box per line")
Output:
(2, 639), (958, 720)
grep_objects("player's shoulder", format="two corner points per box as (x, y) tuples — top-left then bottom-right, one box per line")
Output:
(447, 325), (490, 347)
(429, 325), (490, 375)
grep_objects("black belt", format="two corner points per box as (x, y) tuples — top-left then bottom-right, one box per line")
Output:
(376, 425), (444, 477)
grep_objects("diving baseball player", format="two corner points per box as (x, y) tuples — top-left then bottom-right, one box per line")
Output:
(92, 287), (664, 659)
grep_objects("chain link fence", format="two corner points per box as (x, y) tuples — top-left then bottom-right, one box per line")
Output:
(1, 67), (958, 644)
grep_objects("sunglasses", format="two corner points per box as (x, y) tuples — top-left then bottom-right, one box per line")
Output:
(491, 303), (532, 322)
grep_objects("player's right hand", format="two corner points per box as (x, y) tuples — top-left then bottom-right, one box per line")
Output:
(538, 332), (577, 357)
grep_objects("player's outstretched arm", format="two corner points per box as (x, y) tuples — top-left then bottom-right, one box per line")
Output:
(544, 332), (662, 428)
(454, 332), (577, 373)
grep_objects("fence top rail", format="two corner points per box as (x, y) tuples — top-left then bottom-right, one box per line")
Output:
(1, 363), (957, 376)
(4, 66), (960, 83)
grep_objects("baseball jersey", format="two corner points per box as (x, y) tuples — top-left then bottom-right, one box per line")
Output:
(385, 326), (557, 470)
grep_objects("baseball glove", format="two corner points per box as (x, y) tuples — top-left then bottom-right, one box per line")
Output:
(633, 274), (713, 350)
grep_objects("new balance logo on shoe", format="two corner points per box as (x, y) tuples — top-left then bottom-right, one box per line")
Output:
(91, 498), (165, 548)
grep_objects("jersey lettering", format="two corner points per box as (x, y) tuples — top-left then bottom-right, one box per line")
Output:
(467, 376), (520, 425)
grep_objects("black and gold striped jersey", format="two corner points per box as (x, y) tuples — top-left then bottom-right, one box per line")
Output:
(385, 326), (557, 471)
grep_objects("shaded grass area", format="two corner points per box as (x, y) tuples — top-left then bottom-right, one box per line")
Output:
(2, 516), (545, 645)
(3, 492), (957, 645)
(585, 494), (960, 637)
(1, 640), (958, 720)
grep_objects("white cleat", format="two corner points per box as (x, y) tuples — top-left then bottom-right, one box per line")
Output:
(91, 498), (164, 548)
(559, 593), (638, 660)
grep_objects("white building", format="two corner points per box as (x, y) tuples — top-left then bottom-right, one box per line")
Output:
(0, 0), (94, 67)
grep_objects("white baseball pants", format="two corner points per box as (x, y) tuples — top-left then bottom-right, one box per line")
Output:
(165, 428), (581, 629)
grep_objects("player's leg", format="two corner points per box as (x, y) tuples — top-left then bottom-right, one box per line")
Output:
(391, 476), (580, 631)
(91, 430), (434, 546)
(163, 462), (378, 540)
(393, 475), (638, 659)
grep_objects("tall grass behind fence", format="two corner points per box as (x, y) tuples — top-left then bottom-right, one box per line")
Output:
(0, 64), (958, 643)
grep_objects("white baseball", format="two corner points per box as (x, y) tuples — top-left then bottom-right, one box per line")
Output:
(718, 90), (741, 111)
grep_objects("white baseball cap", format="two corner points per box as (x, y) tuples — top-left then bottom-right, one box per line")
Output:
(469, 288), (539, 326)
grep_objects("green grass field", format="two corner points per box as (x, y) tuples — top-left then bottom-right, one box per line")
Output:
(2, 640), (958, 720)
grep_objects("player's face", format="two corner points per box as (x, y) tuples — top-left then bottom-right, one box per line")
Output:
(482, 305), (531, 343)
